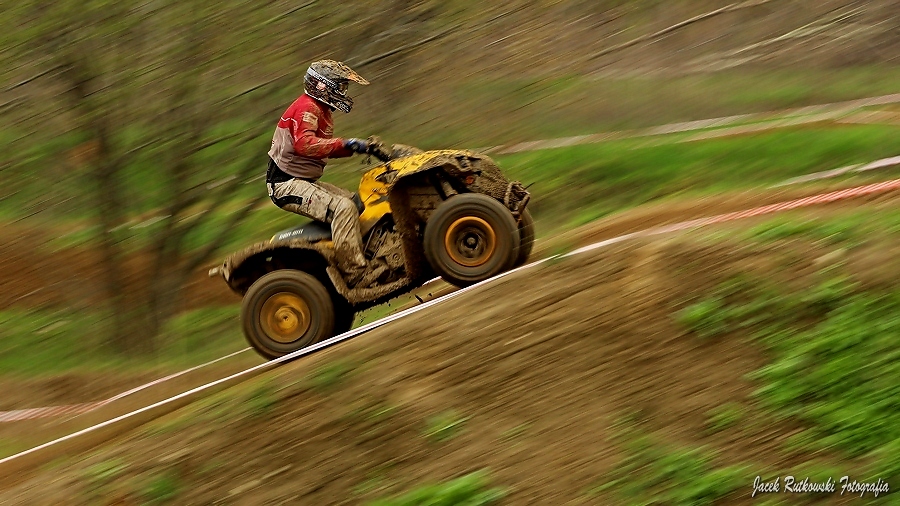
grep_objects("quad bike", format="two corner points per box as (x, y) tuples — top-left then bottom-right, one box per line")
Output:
(210, 137), (534, 360)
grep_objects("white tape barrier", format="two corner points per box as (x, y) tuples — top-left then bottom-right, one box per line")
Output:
(0, 280), (446, 424)
(773, 155), (900, 187)
(0, 262), (539, 467)
(5, 176), (900, 470)
(106, 93), (900, 232)
(0, 349), (252, 423)
(8, 146), (900, 426)
(480, 93), (900, 155)
(7, 150), (900, 424)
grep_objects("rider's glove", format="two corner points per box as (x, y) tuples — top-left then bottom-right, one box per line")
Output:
(344, 138), (369, 154)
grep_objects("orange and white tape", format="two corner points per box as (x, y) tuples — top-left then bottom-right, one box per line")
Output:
(0, 349), (249, 424)
(3, 176), (900, 470)
(565, 177), (900, 257)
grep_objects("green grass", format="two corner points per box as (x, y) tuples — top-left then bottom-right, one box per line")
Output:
(711, 67), (900, 111)
(676, 297), (730, 339)
(140, 469), (182, 504)
(706, 403), (744, 434)
(308, 360), (356, 392)
(749, 292), (900, 459)
(243, 379), (280, 418)
(17, 122), (900, 256)
(676, 261), (900, 489)
(368, 470), (506, 506)
(744, 207), (900, 248)
(161, 306), (247, 359)
(670, 215), (900, 494)
(451, 67), (900, 142)
(423, 410), (469, 443)
(747, 215), (865, 246)
(591, 426), (748, 504)
(0, 305), (249, 376)
(496, 123), (900, 231)
(81, 458), (130, 502)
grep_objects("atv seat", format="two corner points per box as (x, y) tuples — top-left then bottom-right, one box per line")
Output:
(272, 220), (332, 243)
(270, 193), (366, 244)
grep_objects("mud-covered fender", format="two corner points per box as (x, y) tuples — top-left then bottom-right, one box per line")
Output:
(383, 150), (485, 189)
(211, 238), (336, 295)
(382, 149), (529, 216)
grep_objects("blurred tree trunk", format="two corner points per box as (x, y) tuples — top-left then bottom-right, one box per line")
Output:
(50, 28), (142, 353)
(16, 1), (270, 355)
(55, 53), (166, 354)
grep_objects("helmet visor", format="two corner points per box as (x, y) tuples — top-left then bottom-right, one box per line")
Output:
(307, 67), (351, 95)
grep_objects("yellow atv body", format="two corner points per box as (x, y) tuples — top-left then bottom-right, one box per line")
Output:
(212, 138), (533, 359)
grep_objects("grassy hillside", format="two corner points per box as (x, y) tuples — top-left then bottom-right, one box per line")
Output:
(6, 202), (900, 503)
(3, 119), (898, 378)
(0, 0), (897, 362)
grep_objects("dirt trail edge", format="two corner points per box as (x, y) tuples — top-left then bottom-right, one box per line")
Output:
(3, 179), (900, 497)
(6, 203), (900, 503)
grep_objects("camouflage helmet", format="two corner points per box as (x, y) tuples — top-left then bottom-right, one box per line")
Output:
(303, 60), (369, 113)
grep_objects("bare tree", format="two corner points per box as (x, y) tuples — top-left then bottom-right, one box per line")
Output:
(9, 1), (268, 353)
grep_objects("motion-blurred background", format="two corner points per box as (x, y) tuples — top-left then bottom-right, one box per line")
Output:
(3, 0), (898, 358)
(1, 1), (899, 503)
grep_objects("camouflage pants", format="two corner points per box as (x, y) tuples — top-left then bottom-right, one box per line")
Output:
(268, 178), (367, 274)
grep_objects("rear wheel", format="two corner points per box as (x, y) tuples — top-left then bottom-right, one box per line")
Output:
(424, 193), (519, 287)
(514, 209), (535, 267)
(241, 270), (335, 360)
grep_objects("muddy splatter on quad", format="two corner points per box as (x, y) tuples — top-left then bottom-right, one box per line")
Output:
(210, 137), (533, 359)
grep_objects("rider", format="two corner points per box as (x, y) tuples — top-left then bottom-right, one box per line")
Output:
(266, 60), (371, 287)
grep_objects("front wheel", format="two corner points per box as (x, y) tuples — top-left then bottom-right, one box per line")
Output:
(424, 193), (519, 287)
(241, 270), (335, 360)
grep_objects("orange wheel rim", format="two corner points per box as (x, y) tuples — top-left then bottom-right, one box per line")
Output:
(260, 292), (311, 344)
(444, 216), (496, 267)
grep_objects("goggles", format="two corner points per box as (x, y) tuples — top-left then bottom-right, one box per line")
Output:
(306, 67), (349, 95)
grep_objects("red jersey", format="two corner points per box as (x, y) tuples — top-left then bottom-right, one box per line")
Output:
(268, 94), (354, 180)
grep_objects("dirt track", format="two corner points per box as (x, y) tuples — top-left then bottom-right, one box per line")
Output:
(4, 179), (897, 414)
(4, 194), (899, 504)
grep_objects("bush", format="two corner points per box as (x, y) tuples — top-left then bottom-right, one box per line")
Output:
(369, 471), (506, 506)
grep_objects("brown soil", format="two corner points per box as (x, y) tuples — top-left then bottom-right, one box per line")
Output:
(0, 353), (264, 463)
(3, 216), (893, 504)
(0, 179), (894, 415)
(0, 224), (238, 311)
(0, 373), (165, 412)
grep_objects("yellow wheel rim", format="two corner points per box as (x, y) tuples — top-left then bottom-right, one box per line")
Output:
(444, 216), (497, 267)
(259, 292), (311, 344)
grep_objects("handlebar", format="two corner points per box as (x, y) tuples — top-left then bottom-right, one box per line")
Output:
(365, 136), (423, 162)
(365, 136), (393, 162)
